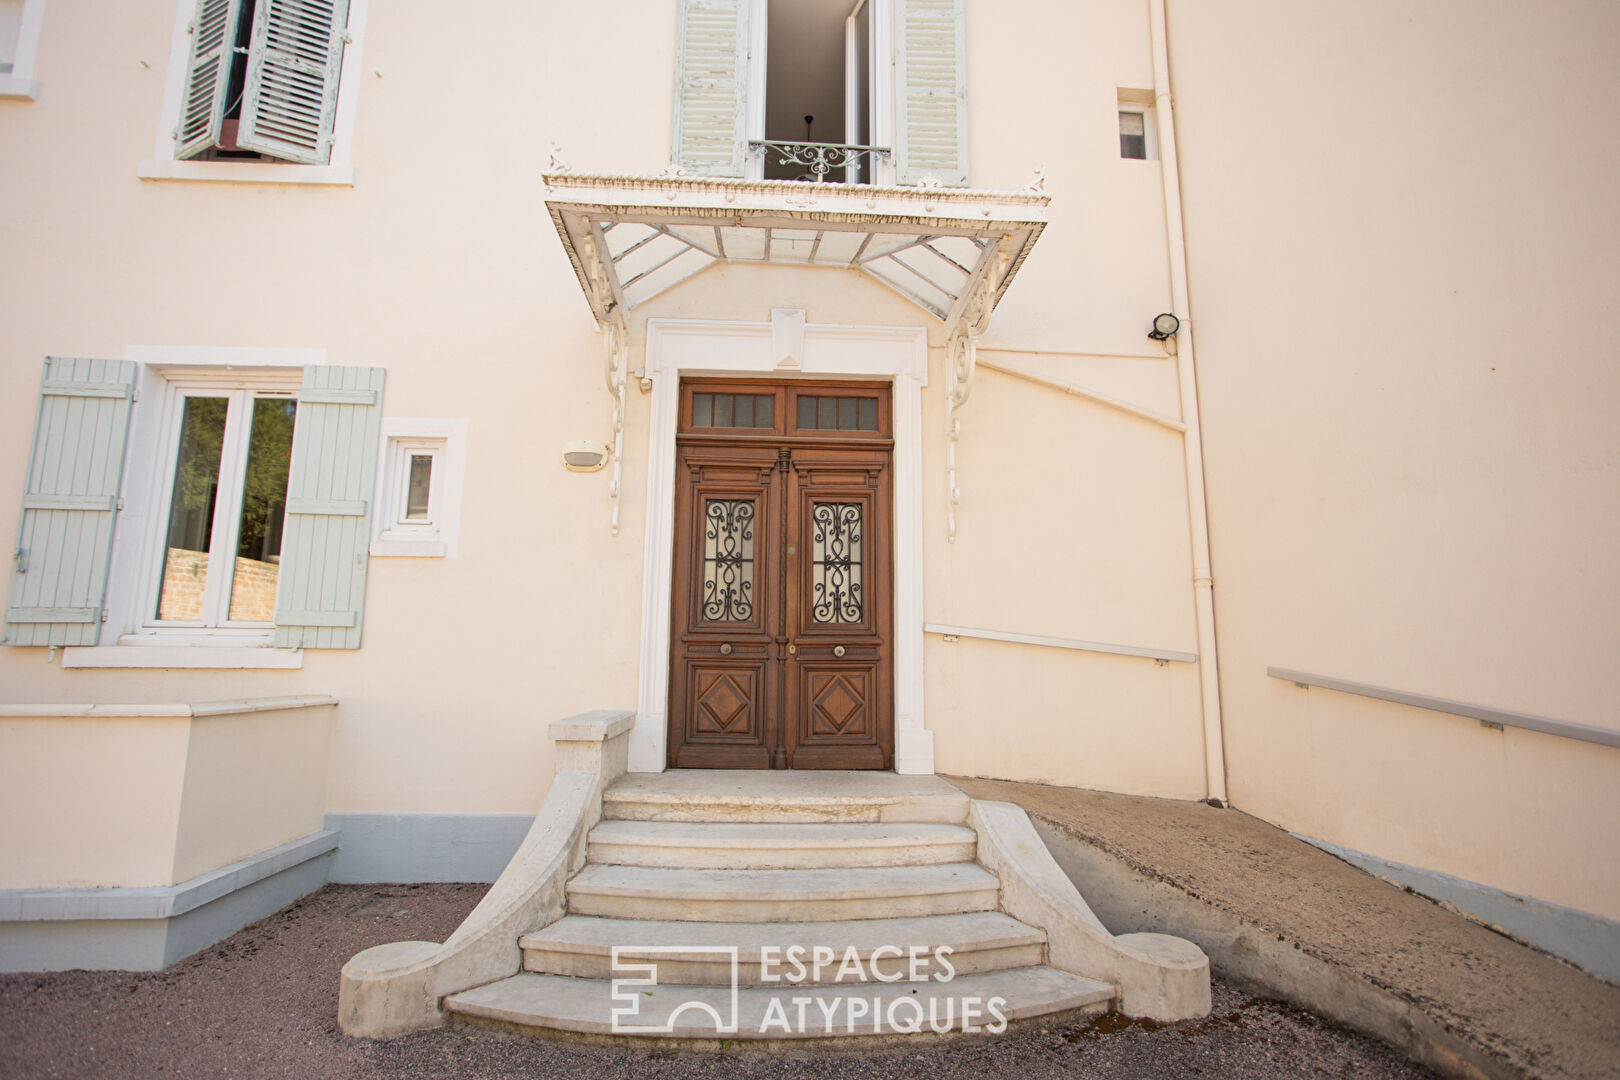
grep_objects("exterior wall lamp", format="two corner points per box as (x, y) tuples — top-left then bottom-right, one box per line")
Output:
(1148, 312), (1181, 341)
(561, 440), (609, 472)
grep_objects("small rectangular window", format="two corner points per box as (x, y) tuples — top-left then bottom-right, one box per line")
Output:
(1116, 91), (1159, 161)
(1119, 111), (1147, 160)
(372, 421), (465, 558)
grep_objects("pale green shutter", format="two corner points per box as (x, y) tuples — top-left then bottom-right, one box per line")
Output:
(672, 0), (753, 177)
(894, 0), (969, 187)
(3, 359), (137, 648)
(174, 0), (246, 160)
(237, 0), (351, 165)
(273, 366), (384, 650)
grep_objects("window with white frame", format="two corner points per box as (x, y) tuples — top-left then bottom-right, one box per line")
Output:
(1117, 91), (1159, 161)
(142, 373), (300, 632)
(371, 420), (466, 558)
(0, 0), (45, 100)
(3, 351), (386, 664)
(671, 0), (968, 187)
(141, 0), (367, 182)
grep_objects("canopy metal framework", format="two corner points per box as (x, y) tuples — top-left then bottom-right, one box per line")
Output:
(541, 167), (1051, 540)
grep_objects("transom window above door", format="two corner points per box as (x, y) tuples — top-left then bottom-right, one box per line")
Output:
(681, 382), (890, 439)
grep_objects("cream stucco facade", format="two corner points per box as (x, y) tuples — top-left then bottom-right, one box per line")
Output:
(0, 0), (1615, 978)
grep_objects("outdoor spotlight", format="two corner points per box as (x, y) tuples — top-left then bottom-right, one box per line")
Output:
(1148, 312), (1181, 340)
(561, 440), (609, 472)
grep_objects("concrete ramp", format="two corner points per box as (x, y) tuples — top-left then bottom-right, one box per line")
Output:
(947, 776), (1620, 1080)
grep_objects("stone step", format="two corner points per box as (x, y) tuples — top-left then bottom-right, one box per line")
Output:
(565, 863), (1000, 922)
(586, 820), (980, 869)
(602, 770), (970, 825)
(445, 967), (1114, 1041)
(521, 912), (1046, 984)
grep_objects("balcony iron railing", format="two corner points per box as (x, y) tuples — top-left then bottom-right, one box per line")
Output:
(749, 140), (892, 184)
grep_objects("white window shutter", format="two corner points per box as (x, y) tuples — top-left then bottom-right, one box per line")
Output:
(3, 359), (137, 648)
(236, 0), (351, 165)
(672, 0), (754, 177)
(273, 366), (385, 650)
(894, 0), (970, 187)
(174, 0), (246, 160)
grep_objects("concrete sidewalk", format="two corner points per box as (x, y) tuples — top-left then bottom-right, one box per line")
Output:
(947, 777), (1620, 1080)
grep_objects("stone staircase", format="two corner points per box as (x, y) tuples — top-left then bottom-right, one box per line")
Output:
(440, 771), (1117, 1042)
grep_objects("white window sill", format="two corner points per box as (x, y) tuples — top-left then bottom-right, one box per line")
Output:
(61, 645), (304, 670)
(370, 537), (447, 558)
(137, 159), (356, 187)
(0, 76), (40, 100)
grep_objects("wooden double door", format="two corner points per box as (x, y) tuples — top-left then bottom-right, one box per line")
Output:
(668, 379), (894, 770)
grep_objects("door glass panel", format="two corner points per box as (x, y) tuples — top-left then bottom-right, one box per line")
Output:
(156, 396), (229, 620)
(692, 392), (776, 430)
(702, 498), (756, 622)
(228, 397), (296, 623)
(797, 395), (879, 432)
(811, 502), (863, 623)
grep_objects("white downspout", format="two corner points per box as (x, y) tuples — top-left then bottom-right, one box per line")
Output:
(1150, 0), (1228, 805)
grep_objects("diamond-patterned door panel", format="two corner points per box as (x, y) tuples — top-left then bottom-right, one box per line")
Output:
(689, 666), (760, 739)
(803, 670), (872, 739)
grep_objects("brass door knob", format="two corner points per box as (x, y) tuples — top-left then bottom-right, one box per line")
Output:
(719, 643), (732, 655)
(833, 645), (846, 657)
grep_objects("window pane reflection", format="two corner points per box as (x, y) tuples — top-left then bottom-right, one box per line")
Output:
(228, 398), (296, 623)
(156, 397), (228, 621)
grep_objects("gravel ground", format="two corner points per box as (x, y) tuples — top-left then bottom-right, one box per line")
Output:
(0, 884), (1436, 1080)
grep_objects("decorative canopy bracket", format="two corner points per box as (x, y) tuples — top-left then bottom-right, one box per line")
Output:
(579, 218), (631, 536)
(944, 244), (1011, 543)
(602, 312), (629, 537)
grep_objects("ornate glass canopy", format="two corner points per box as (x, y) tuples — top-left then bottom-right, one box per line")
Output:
(542, 170), (1049, 336)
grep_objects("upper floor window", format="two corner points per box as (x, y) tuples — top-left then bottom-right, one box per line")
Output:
(140, 0), (367, 183)
(671, 0), (968, 187)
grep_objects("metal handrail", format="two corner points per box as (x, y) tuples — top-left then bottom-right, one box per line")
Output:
(925, 622), (1196, 664)
(749, 140), (892, 183)
(1268, 667), (1620, 749)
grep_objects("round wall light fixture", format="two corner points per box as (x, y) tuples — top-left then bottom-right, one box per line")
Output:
(561, 440), (609, 473)
(1148, 312), (1181, 340)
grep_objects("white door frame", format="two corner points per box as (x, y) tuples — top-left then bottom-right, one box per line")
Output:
(632, 314), (934, 774)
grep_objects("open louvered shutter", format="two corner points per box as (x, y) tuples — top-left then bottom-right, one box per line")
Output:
(236, 0), (351, 165)
(894, 0), (969, 187)
(672, 0), (754, 177)
(273, 366), (384, 649)
(4, 359), (137, 648)
(174, 0), (246, 160)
